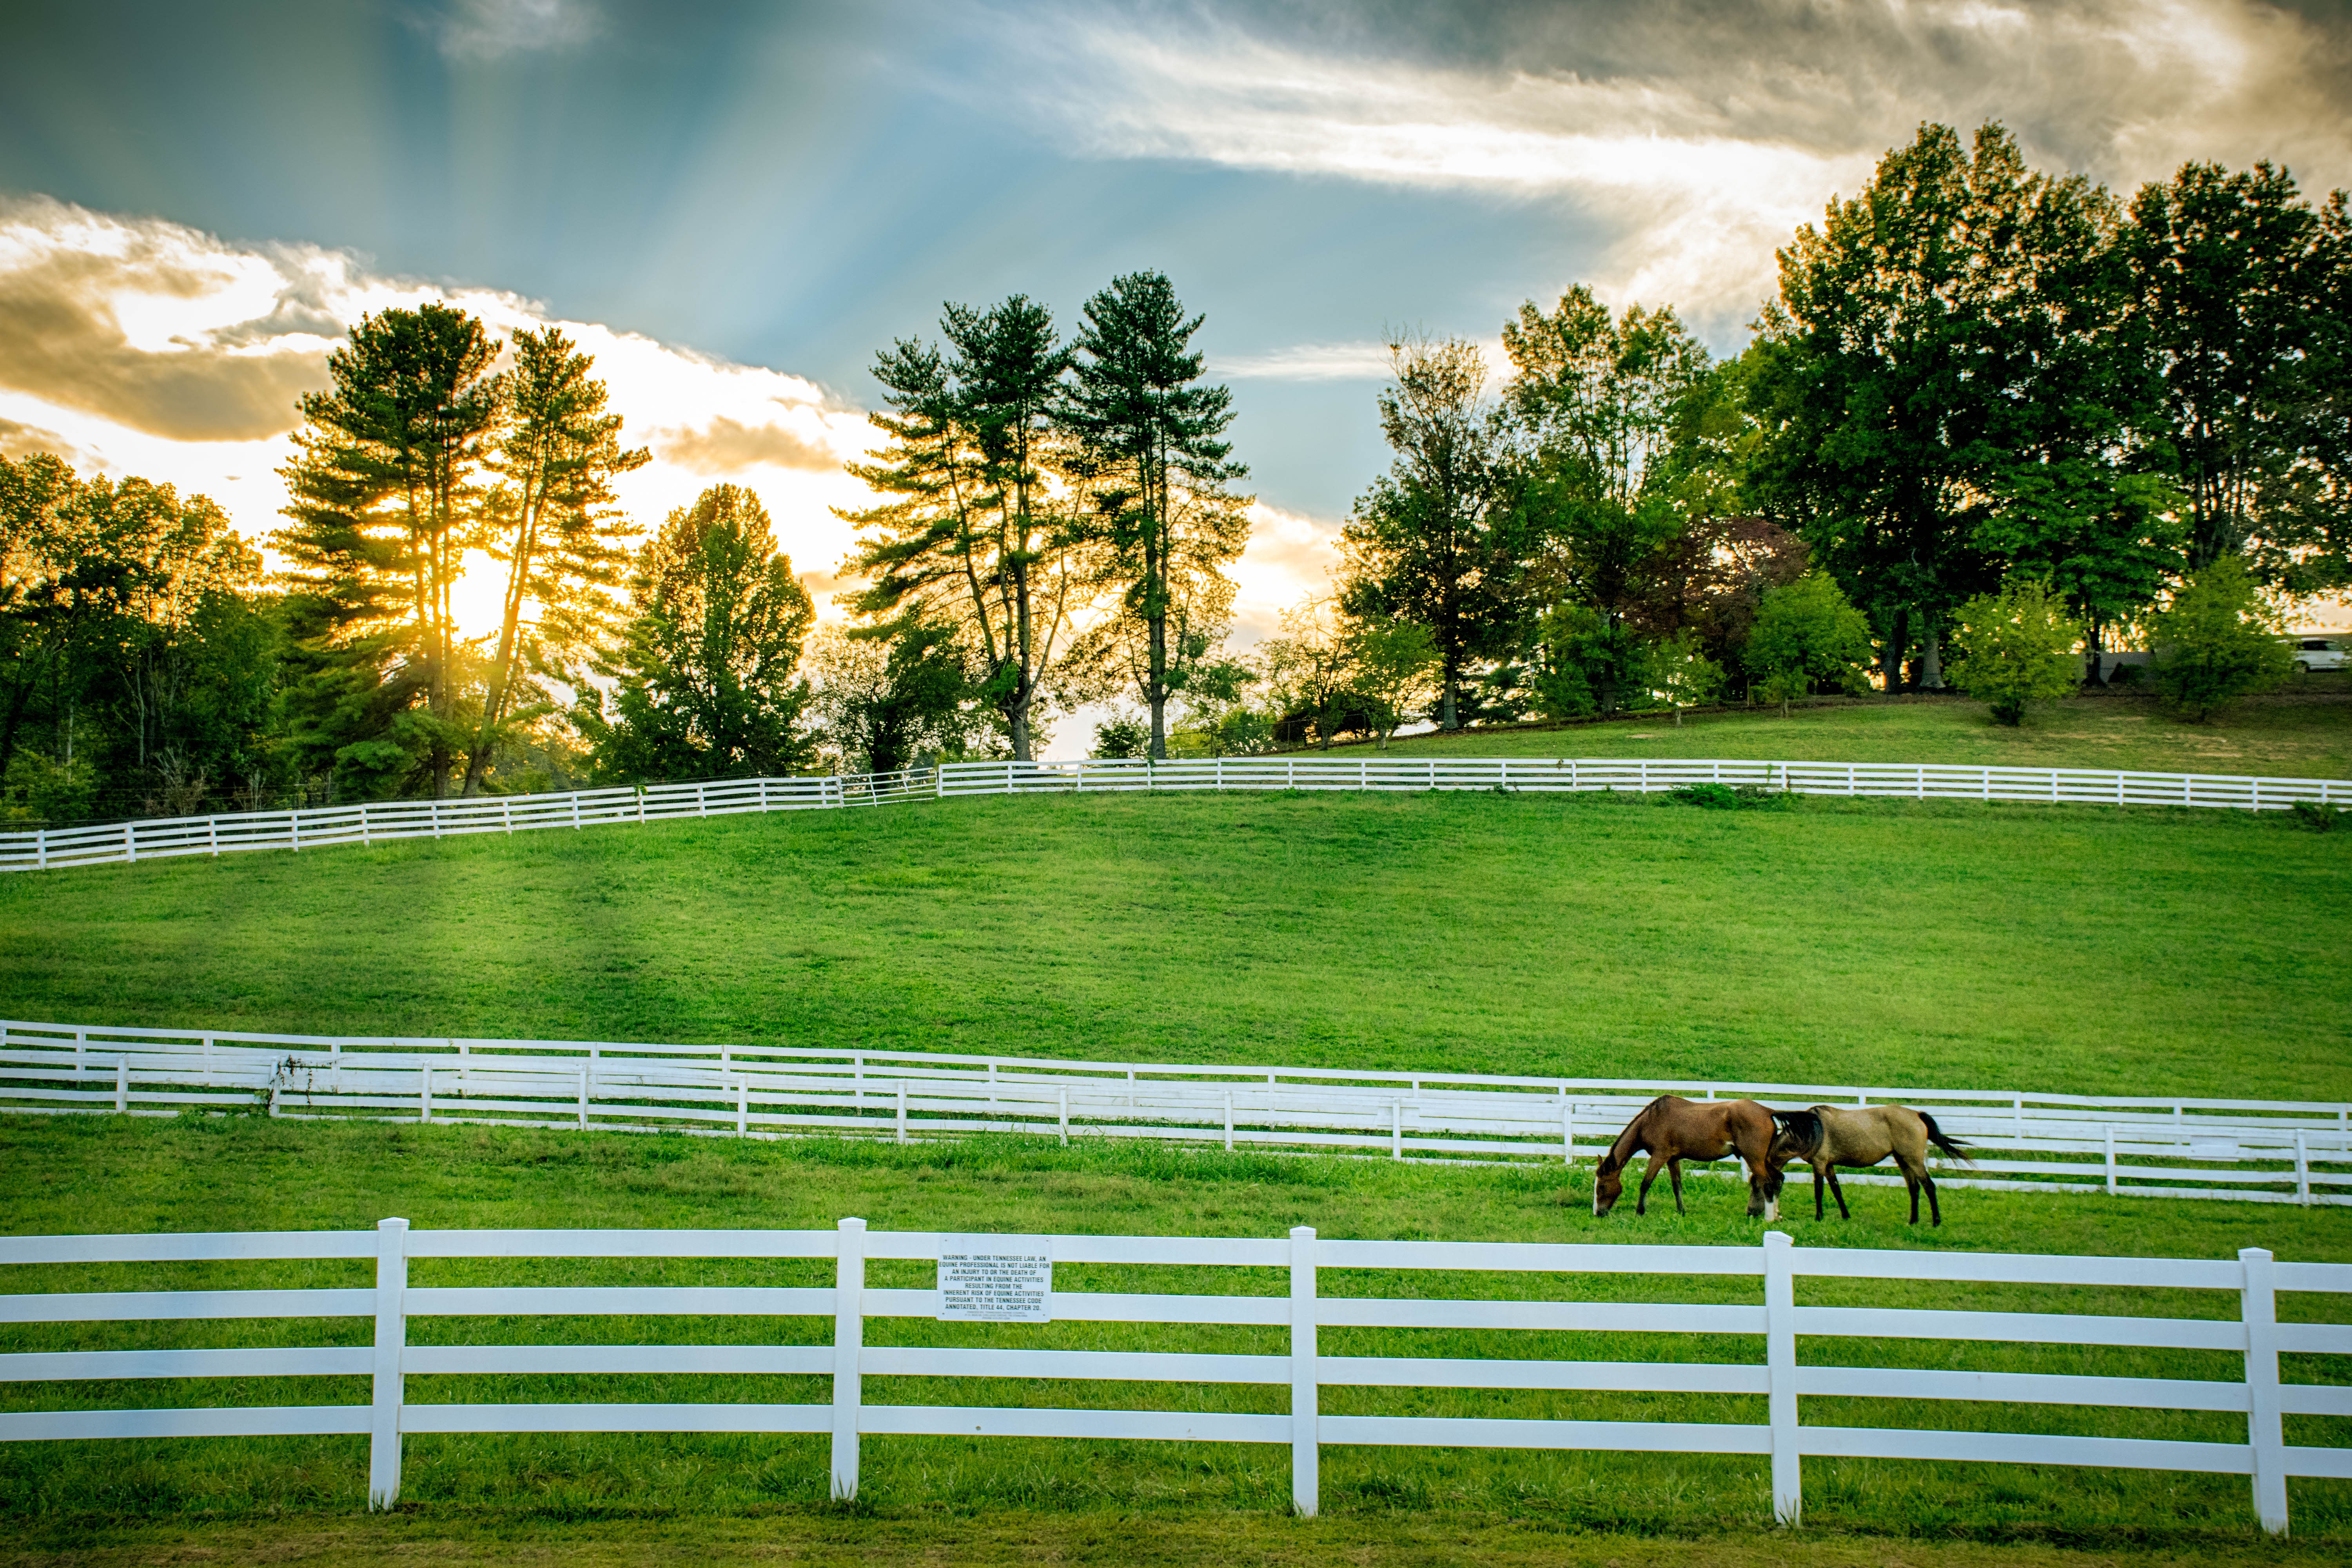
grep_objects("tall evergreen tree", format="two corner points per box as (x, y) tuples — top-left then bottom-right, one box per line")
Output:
(1062, 272), (1249, 759)
(461, 327), (647, 796)
(276, 303), (501, 796)
(840, 299), (1083, 761)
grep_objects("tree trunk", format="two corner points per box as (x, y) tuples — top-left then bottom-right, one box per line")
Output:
(1919, 624), (1944, 690)
(2084, 617), (2105, 687)
(1881, 606), (1909, 693)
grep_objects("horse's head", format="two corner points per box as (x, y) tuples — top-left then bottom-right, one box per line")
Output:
(1592, 1157), (1624, 1217)
(1745, 1157), (1787, 1218)
(1768, 1109), (1819, 1167)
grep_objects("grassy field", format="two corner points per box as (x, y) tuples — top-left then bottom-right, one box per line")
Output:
(2, 786), (2347, 1100)
(1, 1116), (2347, 1562)
(1357, 679), (2352, 779)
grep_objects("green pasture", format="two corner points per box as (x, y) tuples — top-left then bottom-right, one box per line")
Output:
(0, 1117), (2347, 1557)
(3, 784), (2347, 1100)
(1358, 679), (2352, 780)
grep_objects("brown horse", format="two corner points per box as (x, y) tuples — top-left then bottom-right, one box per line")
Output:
(1593, 1096), (1785, 1219)
(1768, 1104), (1973, 1225)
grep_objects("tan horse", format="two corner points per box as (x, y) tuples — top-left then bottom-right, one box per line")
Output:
(1768, 1104), (1972, 1226)
(1593, 1096), (1786, 1220)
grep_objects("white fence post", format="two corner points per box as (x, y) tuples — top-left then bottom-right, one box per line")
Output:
(896, 1082), (908, 1144)
(1763, 1230), (1801, 1524)
(1289, 1225), (1319, 1518)
(367, 1217), (410, 1509)
(2240, 1247), (2288, 1535)
(1561, 1099), (1574, 1164)
(577, 1071), (589, 1130)
(2295, 1132), (2310, 1205)
(2105, 1129), (2118, 1195)
(419, 1066), (432, 1124)
(1058, 1087), (1069, 1145)
(1390, 1100), (1403, 1159)
(736, 1076), (748, 1136)
(114, 1057), (128, 1114)
(830, 1217), (867, 1500)
(1224, 1089), (1234, 1151)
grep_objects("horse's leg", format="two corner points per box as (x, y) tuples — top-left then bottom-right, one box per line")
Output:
(1636, 1152), (1667, 1215)
(1812, 1161), (1827, 1221)
(1923, 1171), (1942, 1227)
(1668, 1158), (1686, 1215)
(1826, 1167), (1851, 1220)
(1903, 1157), (1922, 1224)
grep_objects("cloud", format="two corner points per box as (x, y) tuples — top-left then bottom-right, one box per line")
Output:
(657, 412), (845, 473)
(0, 416), (94, 468)
(1212, 341), (1396, 381)
(1228, 500), (1344, 644)
(1003, 0), (2352, 322)
(0, 196), (882, 626)
(0, 198), (338, 440)
(430, 0), (603, 61)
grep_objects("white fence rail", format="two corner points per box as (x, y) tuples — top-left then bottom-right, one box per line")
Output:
(6, 1021), (2347, 1207)
(5, 757), (2344, 875)
(0, 1221), (2343, 1532)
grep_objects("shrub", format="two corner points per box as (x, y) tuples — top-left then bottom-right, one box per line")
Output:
(1090, 717), (1149, 759)
(1946, 580), (2083, 725)
(1744, 573), (1873, 715)
(2149, 557), (2291, 720)
(1667, 782), (1791, 811)
(2290, 801), (2347, 833)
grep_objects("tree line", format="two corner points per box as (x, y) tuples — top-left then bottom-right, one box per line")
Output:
(1234, 123), (2348, 752)
(2, 125), (2345, 822)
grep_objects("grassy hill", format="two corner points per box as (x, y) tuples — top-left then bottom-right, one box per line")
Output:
(1350, 679), (2352, 779)
(4, 784), (2346, 1100)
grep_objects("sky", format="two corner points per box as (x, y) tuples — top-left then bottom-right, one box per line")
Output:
(4, 0), (2350, 748)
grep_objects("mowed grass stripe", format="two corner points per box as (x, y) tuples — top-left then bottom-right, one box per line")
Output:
(3, 788), (2346, 1100)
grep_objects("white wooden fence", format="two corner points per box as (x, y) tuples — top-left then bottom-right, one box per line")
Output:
(6, 1020), (2346, 1207)
(4, 756), (2343, 874)
(0, 1222), (2343, 1532)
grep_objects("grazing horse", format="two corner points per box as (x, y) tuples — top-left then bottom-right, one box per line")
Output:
(1768, 1104), (1973, 1226)
(1593, 1096), (1784, 1219)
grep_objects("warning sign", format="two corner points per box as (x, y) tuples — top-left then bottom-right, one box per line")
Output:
(937, 1237), (1053, 1322)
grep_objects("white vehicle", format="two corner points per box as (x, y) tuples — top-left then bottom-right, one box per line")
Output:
(2288, 635), (2349, 672)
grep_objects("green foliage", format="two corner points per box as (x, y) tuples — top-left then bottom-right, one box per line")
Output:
(1346, 619), (1439, 746)
(463, 327), (648, 797)
(1339, 337), (1517, 730)
(2290, 801), (2347, 833)
(1946, 580), (2085, 725)
(2149, 556), (2293, 720)
(1529, 602), (1637, 720)
(1666, 782), (1790, 811)
(0, 452), (275, 820)
(276, 303), (502, 796)
(1743, 573), (1875, 712)
(1063, 272), (1250, 758)
(809, 616), (979, 776)
(1649, 631), (1725, 713)
(2126, 161), (2347, 577)
(1089, 717), (1148, 760)
(1755, 123), (2141, 687)
(582, 485), (816, 780)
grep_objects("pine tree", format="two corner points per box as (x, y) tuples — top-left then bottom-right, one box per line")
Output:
(1062, 272), (1249, 759)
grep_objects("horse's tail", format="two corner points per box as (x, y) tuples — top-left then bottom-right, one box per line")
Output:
(1918, 1110), (1973, 1167)
(1770, 1107), (1822, 1159)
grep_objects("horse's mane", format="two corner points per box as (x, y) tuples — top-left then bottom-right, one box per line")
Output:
(1771, 1107), (1822, 1158)
(1599, 1094), (1673, 1174)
